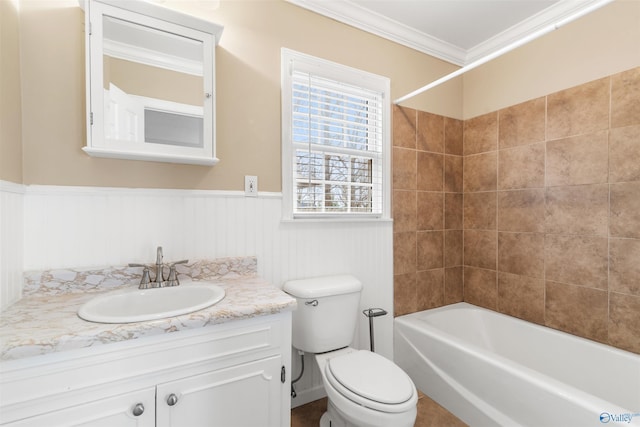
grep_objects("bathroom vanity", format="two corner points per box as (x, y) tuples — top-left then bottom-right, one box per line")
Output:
(0, 257), (296, 426)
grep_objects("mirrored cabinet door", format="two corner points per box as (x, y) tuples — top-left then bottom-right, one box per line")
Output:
(82, 0), (223, 165)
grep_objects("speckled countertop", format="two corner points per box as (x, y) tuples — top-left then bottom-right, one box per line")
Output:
(0, 257), (296, 361)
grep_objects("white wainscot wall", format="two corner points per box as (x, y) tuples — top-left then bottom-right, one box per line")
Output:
(1, 182), (394, 406)
(0, 182), (24, 310)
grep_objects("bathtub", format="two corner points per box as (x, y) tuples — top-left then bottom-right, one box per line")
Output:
(394, 303), (640, 427)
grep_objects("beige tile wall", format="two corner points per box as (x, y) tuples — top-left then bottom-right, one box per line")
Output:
(462, 66), (640, 354)
(393, 106), (464, 316)
(392, 66), (640, 355)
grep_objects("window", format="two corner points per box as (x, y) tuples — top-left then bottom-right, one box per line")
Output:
(281, 49), (390, 220)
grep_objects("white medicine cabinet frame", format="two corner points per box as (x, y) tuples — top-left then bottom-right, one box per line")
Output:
(82, 0), (223, 165)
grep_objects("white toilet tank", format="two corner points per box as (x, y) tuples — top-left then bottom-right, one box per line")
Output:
(284, 275), (362, 353)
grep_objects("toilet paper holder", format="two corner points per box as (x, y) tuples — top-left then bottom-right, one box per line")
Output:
(362, 308), (388, 352)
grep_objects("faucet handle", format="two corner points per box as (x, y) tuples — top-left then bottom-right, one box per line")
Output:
(165, 260), (187, 287)
(166, 265), (179, 287)
(129, 264), (152, 289)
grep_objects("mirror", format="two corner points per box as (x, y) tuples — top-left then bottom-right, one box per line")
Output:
(82, 0), (223, 165)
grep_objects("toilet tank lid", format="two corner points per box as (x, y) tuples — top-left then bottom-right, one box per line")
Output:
(283, 275), (362, 298)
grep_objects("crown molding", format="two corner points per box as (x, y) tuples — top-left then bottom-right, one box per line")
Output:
(286, 0), (608, 67)
(286, 0), (467, 66)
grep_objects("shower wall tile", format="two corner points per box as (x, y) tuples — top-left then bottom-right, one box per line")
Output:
(417, 269), (444, 310)
(498, 143), (545, 190)
(417, 111), (444, 153)
(464, 152), (497, 192)
(497, 232), (544, 279)
(544, 234), (608, 290)
(398, 68), (640, 355)
(417, 152), (443, 191)
(444, 155), (463, 192)
(545, 281), (608, 343)
(444, 230), (463, 267)
(444, 117), (464, 155)
(609, 238), (640, 297)
(393, 190), (416, 233)
(609, 125), (640, 183)
(464, 191), (496, 230)
(464, 267), (497, 310)
(393, 105), (416, 149)
(544, 184), (609, 236)
(545, 131), (609, 187)
(393, 147), (416, 190)
(417, 231), (443, 270)
(464, 229), (497, 270)
(393, 231), (416, 275)
(463, 112), (497, 155)
(444, 267), (463, 304)
(498, 97), (546, 149)
(394, 273), (417, 317)
(444, 193), (463, 229)
(547, 77), (610, 140)
(608, 292), (640, 354)
(611, 67), (640, 129)
(417, 192), (443, 231)
(497, 189), (545, 233)
(498, 272), (544, 324)
(393, 109), (463, 318)
(461, 68), (640, 354)
(610, 181), (640, 239)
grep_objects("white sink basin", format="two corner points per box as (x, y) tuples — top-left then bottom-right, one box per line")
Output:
(78, 282), (225, 323)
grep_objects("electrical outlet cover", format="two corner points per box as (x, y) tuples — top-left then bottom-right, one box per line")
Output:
(245, 175), (258, 197)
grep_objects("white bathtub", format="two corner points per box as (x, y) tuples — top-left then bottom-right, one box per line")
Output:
(394, 303), (640, 427)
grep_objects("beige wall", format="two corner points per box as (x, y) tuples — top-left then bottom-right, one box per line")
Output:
(14, 0), (638, 189)
(16, 0), (460, 191)
(463, 0), (640, 119)
(1, 0), (23, 183)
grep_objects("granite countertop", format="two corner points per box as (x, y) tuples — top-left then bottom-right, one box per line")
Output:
(0, 257), (296, 362)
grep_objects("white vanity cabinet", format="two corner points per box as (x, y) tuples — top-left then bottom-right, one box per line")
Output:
(156, 355), (283, 426)
(0, 313), (292, 427)
(5, 388), (156, 427)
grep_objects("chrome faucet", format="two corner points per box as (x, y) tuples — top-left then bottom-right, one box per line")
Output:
(155, 246), (164, 284)
(129, 246), (188, 289)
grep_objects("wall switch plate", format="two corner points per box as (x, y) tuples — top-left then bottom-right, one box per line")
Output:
(244, 175), (258, 197)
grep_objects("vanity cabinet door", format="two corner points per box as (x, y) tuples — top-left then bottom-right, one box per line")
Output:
(156, 355), (283, 427)
(3, 387), (155, 427)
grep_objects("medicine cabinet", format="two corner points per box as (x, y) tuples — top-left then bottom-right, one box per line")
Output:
(81, 0), (223, 165)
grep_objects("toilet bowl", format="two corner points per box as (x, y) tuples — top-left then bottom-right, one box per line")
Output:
(283, 275), (418, 427)
(315, 347), (418, 427)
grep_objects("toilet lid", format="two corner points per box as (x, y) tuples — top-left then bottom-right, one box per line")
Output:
(326, 350), (414, 405)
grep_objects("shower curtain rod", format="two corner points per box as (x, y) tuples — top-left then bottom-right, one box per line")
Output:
(393, 0), (614, 105)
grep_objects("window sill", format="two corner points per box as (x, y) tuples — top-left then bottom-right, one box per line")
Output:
(281, 216), (393, 224)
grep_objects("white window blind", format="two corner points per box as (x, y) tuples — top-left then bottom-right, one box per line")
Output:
(282, 49), (390, 219)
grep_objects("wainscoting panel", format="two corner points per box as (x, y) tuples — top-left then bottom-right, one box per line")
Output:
(0, 182), (24, 310)
(13, 184), (394, 402)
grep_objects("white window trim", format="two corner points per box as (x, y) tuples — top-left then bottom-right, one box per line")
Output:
(280, 48), (391, 221)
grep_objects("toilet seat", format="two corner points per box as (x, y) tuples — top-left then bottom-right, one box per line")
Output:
(325, 350), (416, 413)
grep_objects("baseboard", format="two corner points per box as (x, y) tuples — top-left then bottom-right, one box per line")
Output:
(290, 384), (326, 408)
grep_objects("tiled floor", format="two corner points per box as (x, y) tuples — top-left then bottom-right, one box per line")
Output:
(291, 392), (467, 427)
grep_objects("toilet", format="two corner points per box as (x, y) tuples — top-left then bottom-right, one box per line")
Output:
(284, 275), (418, 427)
